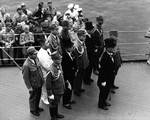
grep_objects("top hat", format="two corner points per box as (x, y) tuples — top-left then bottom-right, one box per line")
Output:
(68, 3), (74, 9)
(85, 21), (94, 30)
(104, 38), (117, 48)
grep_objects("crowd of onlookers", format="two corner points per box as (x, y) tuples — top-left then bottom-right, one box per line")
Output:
(0, 2), (88, 65)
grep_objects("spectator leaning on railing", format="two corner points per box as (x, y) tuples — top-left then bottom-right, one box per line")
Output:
(20, 25), (34, 57)
(0, 22), (15, 65)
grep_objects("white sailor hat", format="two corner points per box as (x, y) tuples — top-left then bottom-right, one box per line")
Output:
(74, 4), (79, 10)
(77, 8), (83, 11)
(56, 11), (62, 16)
(21, 3), (26, 6)
(68, 3), (74, 9)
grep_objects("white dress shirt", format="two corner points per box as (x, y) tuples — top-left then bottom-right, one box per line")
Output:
(107, 51), (114, 63)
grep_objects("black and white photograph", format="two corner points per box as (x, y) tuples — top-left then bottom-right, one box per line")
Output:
(0, 0), (150, 120)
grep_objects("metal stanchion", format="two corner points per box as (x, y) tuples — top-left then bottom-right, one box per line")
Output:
(0, 47), (22, 70)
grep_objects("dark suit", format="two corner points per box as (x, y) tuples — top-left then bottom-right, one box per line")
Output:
(97, 51), (115, 107)
(84, 29), (104, 83)
(61, 50), (77, 105)
(22, 57), (44, 112)
(90, 29), (104, 70)
(112, 49), (122, 87)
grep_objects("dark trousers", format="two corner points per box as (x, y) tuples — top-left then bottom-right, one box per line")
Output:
(98, 86), (110, 107)
(74, 68), (84, 92)
(93, 54), (99, 71)
(48, 94), (62, 118)
(63, 74), (75, 105)
(110, 75), (116, 89)
(84, 61), (93, 84)
(29, 87), (42, 112)
(93, 49), (104, 71)
(63, 87), (72, 105)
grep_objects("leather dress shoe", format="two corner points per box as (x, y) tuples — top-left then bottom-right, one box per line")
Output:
(56, 113), (64, 119)
(30, 111), (40, 116)
(90, 78), (94, 82)
(105, 102), (111, 106)
(70, 100), (76, 104)
(38, 107), (44, 112)
(112, 85), (119, 89)
(74, 91), (81, 96)
(98, 106), (109, 110)
(93, 70), (99, 75)
(79, 89), (85, 92)
(51, 117), (58, 120)
(63, 104), (72, 109)
(111, 90), (116, 94)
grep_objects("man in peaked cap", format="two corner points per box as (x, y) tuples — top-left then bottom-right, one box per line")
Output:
(46, 50), (65, 120)
(96, 15), (104, 31)
(96, 15), (104, 48)
(47, 24), (62, 55)
(109, 30), (121, 90)
(22, 46), (44, 116)
(73, 29), (88, 96)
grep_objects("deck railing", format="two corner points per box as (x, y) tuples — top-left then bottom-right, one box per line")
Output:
(0, 31), (149, 67)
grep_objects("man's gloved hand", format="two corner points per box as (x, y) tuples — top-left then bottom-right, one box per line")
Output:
(48, 94), (54, 100)
(66, 80), (72, 90)
(101, 82), (106, 87)
(28, 87), (33, 92)
(94, 49), (98, 53)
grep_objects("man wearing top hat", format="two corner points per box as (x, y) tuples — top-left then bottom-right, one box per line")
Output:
(97, 38), (116, 110)
(22, 46), (44, 116)
(84, 21), (104, 84)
